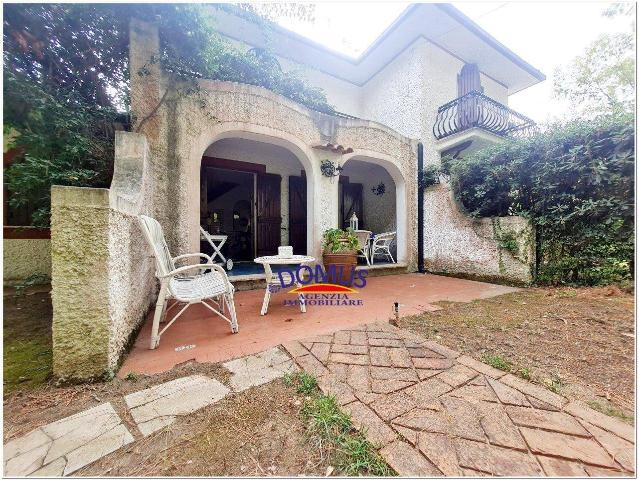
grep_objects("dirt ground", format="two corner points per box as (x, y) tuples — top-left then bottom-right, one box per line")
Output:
(400, 285), (635, 420)
(4, 358), (329, 476)
(77, 379), (328, 477)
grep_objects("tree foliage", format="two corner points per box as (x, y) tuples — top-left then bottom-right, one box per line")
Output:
(3, 3), (332, 226)
(441, 115), (634, 285)
(553, 5), (635, 117)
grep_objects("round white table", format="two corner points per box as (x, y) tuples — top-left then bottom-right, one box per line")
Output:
(254, 254), (315, 315)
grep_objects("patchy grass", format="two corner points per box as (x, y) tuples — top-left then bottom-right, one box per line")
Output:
(286, 373), (394, 476)
(400, 286), (634, 420)
(588, 401), (635, 426)
(518, 367), (532, 381)
(544, 373), (565, 395)
(284, 371), (317, 394)
(481, 354), (512, 372)
(3, 290), (53, 395)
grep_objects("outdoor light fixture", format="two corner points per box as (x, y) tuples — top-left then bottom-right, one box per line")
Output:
(372, 182), (386, 196)
(320, 159), (343, 178)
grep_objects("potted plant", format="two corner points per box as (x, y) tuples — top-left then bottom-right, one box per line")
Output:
(322, 228), (360, 278)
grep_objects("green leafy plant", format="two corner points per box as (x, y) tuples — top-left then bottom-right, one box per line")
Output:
(322, 228), (360, 254)
(497, 230), (519, 255)
(445, 114), (634, 286)
(283, 372), (394, 475)
(301, 394), (394, 476)
(518, 367), (532, 381)
(481, 353), (513, 372)
(588, 400), (634, 425)
(419, 164), (441, 189)
(284, 372), (318, 394)
(544, 373), (565, 394)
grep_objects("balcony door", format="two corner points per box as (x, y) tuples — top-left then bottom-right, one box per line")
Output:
(457, 63), (483, 130)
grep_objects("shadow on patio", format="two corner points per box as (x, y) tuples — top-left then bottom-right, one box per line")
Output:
(119, 273), (517, 377)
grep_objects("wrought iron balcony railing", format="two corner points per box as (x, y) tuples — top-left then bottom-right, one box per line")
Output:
(433, 90), (536, 140)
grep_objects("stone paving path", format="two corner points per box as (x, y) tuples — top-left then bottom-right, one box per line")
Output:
(283, 322), (635, 477)
(3, 347), (296, 477)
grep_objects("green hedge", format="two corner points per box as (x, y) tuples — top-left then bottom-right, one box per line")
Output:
(441, 114), (634, 286)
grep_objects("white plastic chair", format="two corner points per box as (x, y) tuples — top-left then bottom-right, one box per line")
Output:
(139, 215), (239, 349)
(354, 230), (372, 266)
(370, 231), (396, 264)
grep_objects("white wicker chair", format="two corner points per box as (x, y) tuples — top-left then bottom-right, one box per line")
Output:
(139, 215), (238, 349)
(354, 230), (372, 266)
(370, 231), (396, 264)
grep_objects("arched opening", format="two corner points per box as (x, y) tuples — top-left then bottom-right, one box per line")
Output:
(199, 137), (311, 275)
(340, 154), (407, 265)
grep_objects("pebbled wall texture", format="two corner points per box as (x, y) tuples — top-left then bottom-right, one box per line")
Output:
(3, 238), (51, 285)
(424, 184), (535, 285)
(51, 132), (156, 381)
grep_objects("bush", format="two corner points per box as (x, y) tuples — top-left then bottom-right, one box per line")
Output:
(445, 114), (634, 286)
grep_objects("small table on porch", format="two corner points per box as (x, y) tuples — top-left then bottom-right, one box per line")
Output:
(254, 254), (315, 315)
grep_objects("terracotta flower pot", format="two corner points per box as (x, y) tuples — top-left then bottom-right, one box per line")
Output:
(322, 251), (357, 281)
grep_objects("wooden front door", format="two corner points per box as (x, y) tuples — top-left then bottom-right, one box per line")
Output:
(256, 173), (281, 256)
(288, 175), (307, 254)
(340, 182), (363, 229)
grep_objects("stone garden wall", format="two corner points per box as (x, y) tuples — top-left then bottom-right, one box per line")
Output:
(51, 133), (156, 380)
(424, 183), (535, 285)
(3, 234), (51, 285)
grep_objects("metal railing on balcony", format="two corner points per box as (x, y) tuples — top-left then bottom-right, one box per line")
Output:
(433, 90), (537, 140)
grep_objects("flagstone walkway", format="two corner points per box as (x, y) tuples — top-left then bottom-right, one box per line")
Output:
(283, 322), (635, 477)
(3, 348), (296, 476)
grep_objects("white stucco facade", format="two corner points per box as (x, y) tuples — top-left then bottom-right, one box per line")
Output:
(48, 8), (543, 380)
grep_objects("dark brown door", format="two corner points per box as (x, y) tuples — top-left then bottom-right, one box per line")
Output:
(256, 173), (281, 256)
(340, 182), (363, 229)
(289, 176), (307, 254)
(457, 63), (482, 130)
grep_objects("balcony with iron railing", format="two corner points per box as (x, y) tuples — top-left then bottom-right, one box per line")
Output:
(433, 90), (537, 142)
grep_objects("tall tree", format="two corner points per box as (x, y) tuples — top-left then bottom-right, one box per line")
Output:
(553, 4), (635, 117)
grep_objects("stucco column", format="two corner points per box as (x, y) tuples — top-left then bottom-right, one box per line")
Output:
(280, 173), (290, 246)
(129, 18), (162, 138)
(51, 186), (111, 380)
(312, 152), (342, 262)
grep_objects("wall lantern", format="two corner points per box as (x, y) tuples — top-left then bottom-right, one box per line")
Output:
(349, 212), (359, 231)
(320, 159), (343, 178)
(371, 182), (386, 196)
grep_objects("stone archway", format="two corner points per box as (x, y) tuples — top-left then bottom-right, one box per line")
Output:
(186, 123), (320, 259)
(341, 150), (410, 265)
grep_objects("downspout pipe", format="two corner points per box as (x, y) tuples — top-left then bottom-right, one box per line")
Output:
(417, 142), (425, 273)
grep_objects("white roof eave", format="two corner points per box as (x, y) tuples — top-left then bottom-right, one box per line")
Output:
(211, 4), (545, 93)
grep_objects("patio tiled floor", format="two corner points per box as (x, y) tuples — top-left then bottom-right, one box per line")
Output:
(119, 273), (516, 376)
(283, 322), (635, 477)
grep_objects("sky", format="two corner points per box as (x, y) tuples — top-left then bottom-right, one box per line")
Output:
(275, 2), (634, 123)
